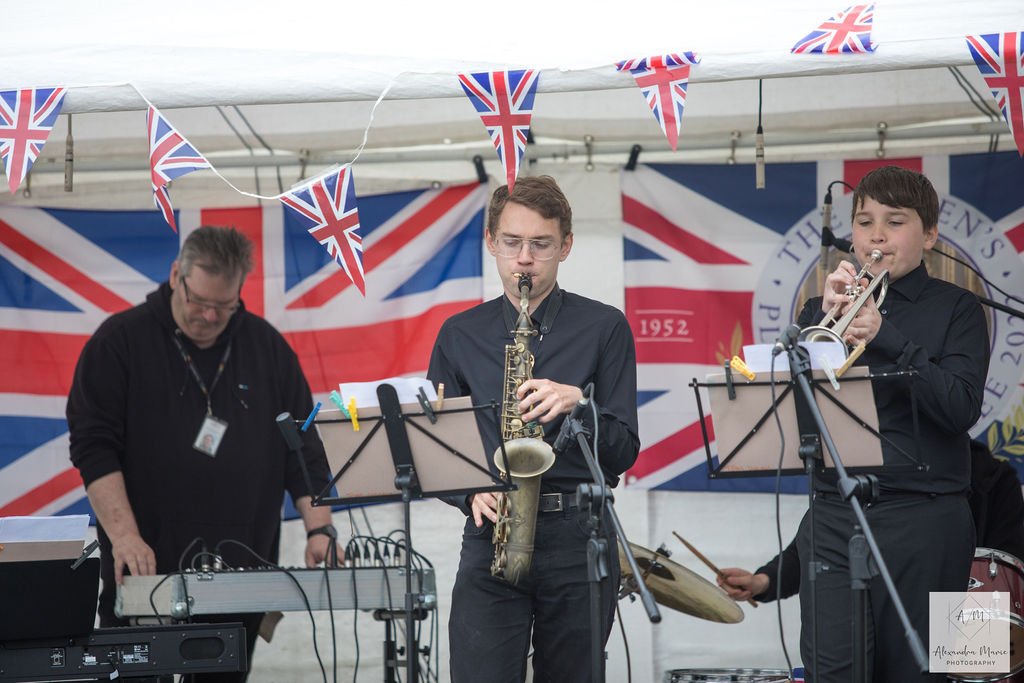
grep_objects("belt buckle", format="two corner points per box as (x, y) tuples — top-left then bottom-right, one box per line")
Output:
(543, 493), (563, 512)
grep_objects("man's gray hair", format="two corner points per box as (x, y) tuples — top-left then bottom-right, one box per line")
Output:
(177, 226), (255, 281)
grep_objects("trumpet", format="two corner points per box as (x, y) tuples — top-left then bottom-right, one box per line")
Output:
(798, 249), (889, 356)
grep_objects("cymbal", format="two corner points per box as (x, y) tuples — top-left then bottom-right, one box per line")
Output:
(618, 541), (744, 624)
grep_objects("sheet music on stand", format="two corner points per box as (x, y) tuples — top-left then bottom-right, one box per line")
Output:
(314, 394), (505, 505)
(691, 365), (921, 478)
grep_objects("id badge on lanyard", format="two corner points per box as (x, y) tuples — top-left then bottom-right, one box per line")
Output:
(194, 415), (228, 457)
(173, 331), (232, 458)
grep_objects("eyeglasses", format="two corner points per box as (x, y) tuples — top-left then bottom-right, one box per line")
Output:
(493, 235), (560, 261)
(180, 277), (240, 315)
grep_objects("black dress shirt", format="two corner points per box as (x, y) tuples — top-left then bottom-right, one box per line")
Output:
(797, 261), (990, 494)
(427, 284), (640, 514)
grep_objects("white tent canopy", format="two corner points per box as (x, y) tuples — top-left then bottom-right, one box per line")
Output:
(5, 0), (1023, 204)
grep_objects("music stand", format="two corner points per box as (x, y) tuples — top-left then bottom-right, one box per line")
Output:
(691, 365), (923, 478)
(310, 383), (509, 682)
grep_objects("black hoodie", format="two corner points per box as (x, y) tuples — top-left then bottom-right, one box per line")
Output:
(67, 282), (331, 622)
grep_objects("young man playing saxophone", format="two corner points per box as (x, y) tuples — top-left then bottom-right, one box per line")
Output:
(427, 175), (640, 682)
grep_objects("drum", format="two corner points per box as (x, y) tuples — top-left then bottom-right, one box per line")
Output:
(664, 669), (791, 682)
(950, 547), (1024, 683)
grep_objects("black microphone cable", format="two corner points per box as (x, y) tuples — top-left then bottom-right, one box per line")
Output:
(930, 245), (1024, 307)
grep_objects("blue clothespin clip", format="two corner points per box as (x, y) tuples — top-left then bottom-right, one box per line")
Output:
(301, 401), (321, 432)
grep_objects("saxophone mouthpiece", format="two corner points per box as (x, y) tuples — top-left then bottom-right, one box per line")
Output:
(513, 273), (533, 292)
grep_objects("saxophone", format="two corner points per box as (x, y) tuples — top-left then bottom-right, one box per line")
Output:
(490, 273), (556, 585)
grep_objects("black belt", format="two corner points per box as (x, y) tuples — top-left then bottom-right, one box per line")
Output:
(538, 492), (577, 513)
(816, 489), (965, 504)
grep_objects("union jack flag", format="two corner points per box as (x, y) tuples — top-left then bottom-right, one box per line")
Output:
(147, 105), (211, 232)
(617, 53), (700, 152)
(0, 184), (487, 518)
(966, 32), (1024, 157)
(458, 70), (539, 189)
(622, 154), (1024, 491)
(0, 88), (67, 195)
(791, 4), (876, 54)
(280, 165), (365, 296)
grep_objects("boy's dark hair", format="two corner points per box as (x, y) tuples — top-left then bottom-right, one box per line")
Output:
(486, 175), (573, 238)
(852, 166), (939, 230)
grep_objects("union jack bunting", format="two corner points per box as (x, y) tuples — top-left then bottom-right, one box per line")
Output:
(791, 4), (876, 54)
(0, 88), (67, 195)
(966, 32), (1024, 157)
(0, 184), (487, 518)
(458, 70), (539, 189)
(617, 53), (700, 152)
(147, 106), (211, 232)
(280, 165), (365, 295)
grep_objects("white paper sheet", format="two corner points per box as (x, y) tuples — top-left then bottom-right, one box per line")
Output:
(338, 376), (437, 409)
(742, 341), (848, 374)
(0, 514), (90, 543)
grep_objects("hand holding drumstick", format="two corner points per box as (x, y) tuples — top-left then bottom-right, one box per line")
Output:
(673, 531), (759, 609)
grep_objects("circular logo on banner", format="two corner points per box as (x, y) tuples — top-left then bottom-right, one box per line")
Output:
(751, 192), (1024, 447)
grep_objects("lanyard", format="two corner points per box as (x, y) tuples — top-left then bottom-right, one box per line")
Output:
(172, 331), (232, 416)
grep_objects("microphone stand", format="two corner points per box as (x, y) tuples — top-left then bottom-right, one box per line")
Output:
(781, 340), (928, 681)
(562, 405), (660, 683)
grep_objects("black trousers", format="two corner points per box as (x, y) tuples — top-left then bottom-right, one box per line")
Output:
(449, 506), (620, 683)
(797, 492), (974, 682)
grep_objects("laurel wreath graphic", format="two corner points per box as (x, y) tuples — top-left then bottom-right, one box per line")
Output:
(715, 321), (745, 368)
(987, 403), (1024, 465)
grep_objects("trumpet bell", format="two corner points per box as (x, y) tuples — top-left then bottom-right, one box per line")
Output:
(618, 541), (744, 624)
(796, 324), (846, 348)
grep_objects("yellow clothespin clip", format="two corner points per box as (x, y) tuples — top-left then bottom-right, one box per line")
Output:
(836, 342), (866, 378)
(729, 356), (756, 381)
(348, 398), (359, 431)
(435, 382), (445, 411)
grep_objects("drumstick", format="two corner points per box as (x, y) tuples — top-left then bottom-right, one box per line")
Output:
(673, 531), (758, 609)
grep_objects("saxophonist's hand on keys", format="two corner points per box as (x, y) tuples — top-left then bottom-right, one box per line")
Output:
(516, 379), (583, 425)
(469, 491), (500, 528)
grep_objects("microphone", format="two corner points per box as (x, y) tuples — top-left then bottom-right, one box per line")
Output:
(278, 410), (320, 500)
(754, 125), (765, 189)
(820, 187), (855, 256)
(820, 189), (833, 271)
(276, 412), (303, 452)
(553, 383), (593, 456)
(830, 235), (855, 254)
(772, 323), (801, 357)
